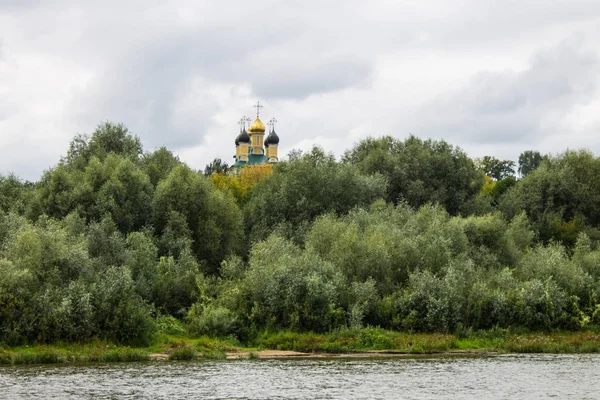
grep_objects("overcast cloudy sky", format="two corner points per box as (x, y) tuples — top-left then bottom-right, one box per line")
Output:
(1, 0), (600, 180)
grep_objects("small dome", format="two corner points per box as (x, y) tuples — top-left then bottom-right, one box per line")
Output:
(248, 117), (266, 134)
(238, 129), (250, 143)
(265, 129), (280, 146)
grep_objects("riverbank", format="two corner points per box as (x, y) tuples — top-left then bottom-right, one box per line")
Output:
(2, 329), (600, 365)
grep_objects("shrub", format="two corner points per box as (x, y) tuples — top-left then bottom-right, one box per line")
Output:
(187, 304), (238, 337)
(169, 347), (197, 360)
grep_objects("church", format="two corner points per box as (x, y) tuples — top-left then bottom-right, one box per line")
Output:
(232, 101), (280, 167)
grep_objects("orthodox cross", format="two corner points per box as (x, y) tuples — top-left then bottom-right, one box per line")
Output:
(254, 101), (263, 117)
(268, 118), (278, 132)
(238, 117), (247, 131)
(244, 116), (252, 128)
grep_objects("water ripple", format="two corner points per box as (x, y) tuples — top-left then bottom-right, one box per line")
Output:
(1, 354), (599, 399)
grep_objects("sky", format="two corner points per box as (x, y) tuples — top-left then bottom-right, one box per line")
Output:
(1, 0), (600, 181)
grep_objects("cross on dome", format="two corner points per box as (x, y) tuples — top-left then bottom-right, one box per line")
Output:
(254, 101), (263, 117)
(232, 102), (280, 167)
(268, 118), (278, 132)
(238, 117), (247, 131)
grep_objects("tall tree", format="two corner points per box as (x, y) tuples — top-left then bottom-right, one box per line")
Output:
(140, 147), (182, 187)
(152, 165), (243, 274)
(518, 150), (545, 177)
(475, 156), (516, 181)
(65, 122), (143, 169)
(500, 150), (600, 243)
(210, 164), (273, 205)
(343, 136), (483, 215)
(245, 147), (386, 240)
(40, 154), (153, 233)
(204, 158), (230, 176)
(0, 174), (28, 214)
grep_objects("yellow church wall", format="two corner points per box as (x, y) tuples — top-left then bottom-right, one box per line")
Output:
(251, 135), (264, 148)
(266, 144), (278, 158)
(238, 142), (249, 161)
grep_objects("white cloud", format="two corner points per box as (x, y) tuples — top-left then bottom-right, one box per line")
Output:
(1, 0), (600, 180)
(409, 37), (600, 161)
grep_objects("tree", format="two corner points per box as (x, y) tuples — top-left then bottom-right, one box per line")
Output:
(204, 158), (230, 176)
(236, 234), (345, 331)
(141, 147), (181, 187)
(518, 150), (545, 177)
(152, 165), (243, 274)
(209, 164), (273, 205)
(39, 122), (153, 233)
(500, 150), (600, 243)
(65, 122), (143, 168)
(343, 136), (483, 215)
(475, 156), (516, 181)
(41, 154), (154, 233)
(245, 147), (386, 240)
(0, 174), (30, 214)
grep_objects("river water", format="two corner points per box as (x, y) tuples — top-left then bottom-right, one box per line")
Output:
(1, 354), (599, 399)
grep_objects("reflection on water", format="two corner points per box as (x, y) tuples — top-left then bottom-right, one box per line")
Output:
(1, 354), (599, 399)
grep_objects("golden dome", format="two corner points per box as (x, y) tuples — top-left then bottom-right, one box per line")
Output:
(248, 117), (266, 134)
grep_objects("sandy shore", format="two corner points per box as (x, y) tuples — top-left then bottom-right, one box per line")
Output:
(167, 350), (492, 360)
(226, 350), (494, 359)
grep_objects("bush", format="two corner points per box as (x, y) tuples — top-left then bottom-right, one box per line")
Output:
(356, 328), (395, 349)
(187, 304), (238, 337)
(169, 347), (197, 360)
(237, 234), (345, 332)
(156, 314), (186, 336)
(93, 267), (156, 346)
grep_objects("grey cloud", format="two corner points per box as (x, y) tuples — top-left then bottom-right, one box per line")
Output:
(0, 0), (43, 9)
(406, 1), (600, 50)
(250, 54), (372, 99)
(67, 14), (374, 150)
(2, 0), (600, 180)
(413, 38), (599, 146)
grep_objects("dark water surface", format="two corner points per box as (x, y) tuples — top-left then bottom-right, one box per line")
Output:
(1, 354), (599, 399)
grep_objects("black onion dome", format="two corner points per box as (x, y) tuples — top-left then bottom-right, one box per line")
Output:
(265, 129), (280, 146)
(239, 129), (251, 143)
(235, 132), (241, 146)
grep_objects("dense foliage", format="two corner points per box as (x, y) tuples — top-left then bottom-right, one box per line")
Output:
(342, 135), (483, 215)
(1, 121), (600, 346)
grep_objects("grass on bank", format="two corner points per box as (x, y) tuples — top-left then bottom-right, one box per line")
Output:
(0, 342), (149, 365)
(2, 327), (600, 365)
(250, 327), (600, 354)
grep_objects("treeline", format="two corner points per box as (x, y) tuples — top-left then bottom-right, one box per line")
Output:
(1, 122), (600, 346)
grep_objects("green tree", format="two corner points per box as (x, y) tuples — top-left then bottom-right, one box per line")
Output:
(476, 156), (516, 181)
(40, 122), (153, 232)
(41, 155), (153, 233)
(245, 147), (386, 240)
(141, 147), (181, 187)
(92, 266), (155, 345)
(500, 150), (600, 243)
(152, 165), (243, 274)
(343, 136), (483, 214)
(236, 234), (345, 331)
(152, 251), (200, 315)
(518, 150), (545, 177)
(0, 174), (31, 214)
(65, 122), (143, 168)
(87, 216), (127, 267)
(204, 158), (230, 176)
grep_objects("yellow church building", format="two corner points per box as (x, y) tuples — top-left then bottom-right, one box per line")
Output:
(232, 101), (279, 167)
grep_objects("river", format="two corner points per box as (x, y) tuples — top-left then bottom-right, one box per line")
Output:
(1, 354), (599, 399)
